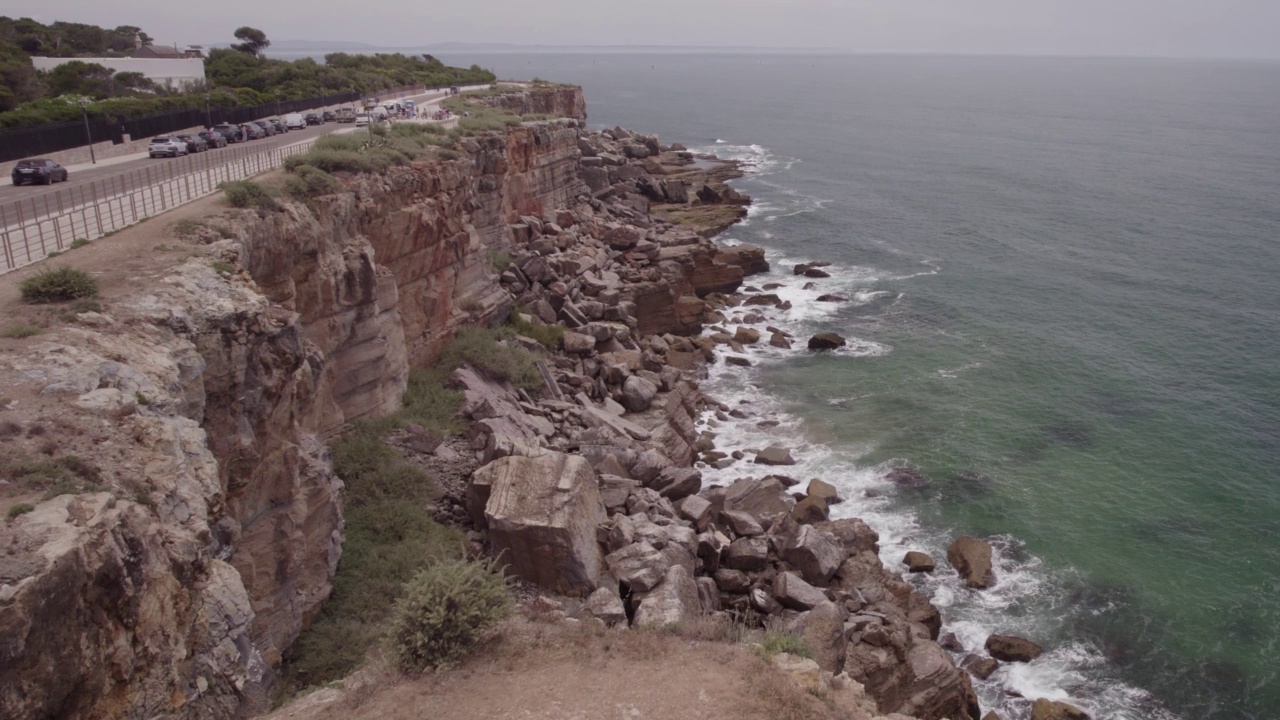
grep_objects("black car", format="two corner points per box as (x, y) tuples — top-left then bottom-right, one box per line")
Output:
(267, 118), (288, 134)
(305, 113), (322, 126)
(175, 134), (208, 153)
(240, 123), (267, 140)
(212, 123), (244, 143)
(12, 159), (68, 186)
(321, 110), (336, 122)
(253, 121), (277, 137)
(198, 130), (228, 148)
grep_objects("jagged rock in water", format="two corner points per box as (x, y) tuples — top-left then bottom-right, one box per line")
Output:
(947, 535), (996, 589)
(903, 551), (937, 573)
(1031, 699), (1091, 720)
(985, 634), (1045, 662)
(808, 332), (847, 350)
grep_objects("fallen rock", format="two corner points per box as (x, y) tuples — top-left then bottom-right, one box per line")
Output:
(903, 551), (936, 573)
(796, 602), (847, 673)
(562, 330), (596, 354)
(947, 535), (995, 589)
(780, 524), (845, 585)
(725, 356), (752, 367)
(804, 479), (842, 504)
(774, 571), (829, 611)
(583, 586), (627, 625)
(676, 494), (714, 531)
(620, 375), (658, 412)
(722, 477), (794, 520)
(733, 327), (761, 344)
(754, 445), (797, 466)
(1030, 699), (1090, 720)
(791, 495), (830, 525)
(633, 565), (703, 627)
(720, 509), (764, 537)
(723, 536), (770, 572)
(985, 634), (1044, 662)
(606, 541), (669, 593)
(808, 333), (846, 351)
(769, 332), (792, 349)
(816, 294), (849, 302)
(479, 452), (608, 596)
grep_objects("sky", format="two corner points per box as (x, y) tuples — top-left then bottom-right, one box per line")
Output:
(5, 0), (1280, 59)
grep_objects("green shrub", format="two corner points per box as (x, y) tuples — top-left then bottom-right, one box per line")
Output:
(284, 165), (342, 199)
(6, 503), (35, 520)
(171, 219), (205, 238)
(510, 313), (563, 352)
(491, 251), (512, 273)
(19, 266), (99, 304)
(440, 327), (544, 393)
(386, 557), (512, 673)
(399, 368), (465, 436)
(69, 238), (90, 249)
(219, 180), (278, 210)
(760, 630), (812, 659)
(1, 324), (41, 338)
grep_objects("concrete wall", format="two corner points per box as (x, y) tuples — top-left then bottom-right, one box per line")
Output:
(30, 57), (206, 90)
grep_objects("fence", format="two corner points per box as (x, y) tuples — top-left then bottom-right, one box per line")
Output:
(0, 84), (429, 163)
(0, 136), (321, 272)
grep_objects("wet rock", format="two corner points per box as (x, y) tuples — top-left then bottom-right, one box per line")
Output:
(962, 654), (1000, 680)
(982, 713), (1005, 720)
(769, 332), (792, 349)
(754, 445), (797, 465)
(1030, 699), (1090, 720)
(903, 551), (936, 573)
(791, 495), (830, 525)
(816, 294), (849, 302)
(985, 634), (1044, 662)
(940, 632), (965, 652)
(885, 466), (930, 488)
(818, 517), (879, 554)
(805, 479), (842, 505)
(948, 536), (996, 589)
(733, 327), (761, 344)
(725, 356), (752, 367)
(808, 333), (847, 351)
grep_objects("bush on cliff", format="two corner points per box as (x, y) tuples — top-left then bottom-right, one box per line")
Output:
(219, 180), (278, 211)
(281, 420), (463, 690)
(19, 266), (99, 304)
(387, 557), (512, 672)
(283, 164), (341, 199)
(440, 327), (544, 393)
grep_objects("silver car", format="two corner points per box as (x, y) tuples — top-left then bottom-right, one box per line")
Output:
(148, 136), (188, 158)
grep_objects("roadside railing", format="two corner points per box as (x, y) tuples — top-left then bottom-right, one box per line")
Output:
(0, 137), (320, 273)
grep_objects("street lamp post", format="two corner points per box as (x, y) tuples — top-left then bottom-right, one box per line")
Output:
(65, 96), (97, 164)
(205, 93), (212, 128)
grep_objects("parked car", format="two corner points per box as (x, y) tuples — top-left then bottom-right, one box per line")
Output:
(148, 136), (188, 158)
(354, 113), (371, 127)
(239, 123), (266, 140)
(285, 113), (306, 130)
(212, 123), (243, 143)
(175, 134), (208, 153)
(266, 118), (287, 134)
(11, 159), (68, 185)
(335, 107), (356, 123)
(198, 130), (228, 148)
(321, 110), (336, 122)
(305, 112), (322, 126)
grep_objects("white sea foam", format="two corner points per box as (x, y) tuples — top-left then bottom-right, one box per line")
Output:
(688, 152), (1177, 718)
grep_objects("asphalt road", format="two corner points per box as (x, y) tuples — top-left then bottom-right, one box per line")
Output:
(0, 86), (465, 212)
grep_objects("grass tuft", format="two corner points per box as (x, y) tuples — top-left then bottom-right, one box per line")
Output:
(2, 324), (42, 339)
(19, 266), (99, 304)
(219, 180), (279, 210)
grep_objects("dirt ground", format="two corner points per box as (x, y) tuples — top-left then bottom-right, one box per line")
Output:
(261, 617), (854, 720)
(0, 187), (244, 517)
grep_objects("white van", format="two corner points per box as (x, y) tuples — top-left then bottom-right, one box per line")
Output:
(284, 113), (306, 130)
(370, 106), (389, 121)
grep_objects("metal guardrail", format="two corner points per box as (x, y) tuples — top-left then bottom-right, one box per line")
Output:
(0, 137), (320, 273)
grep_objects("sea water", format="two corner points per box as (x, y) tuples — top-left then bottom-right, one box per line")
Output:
(445, 52), (1280, 719)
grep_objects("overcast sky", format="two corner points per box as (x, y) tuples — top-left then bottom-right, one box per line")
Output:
(5, 0), (1280, 59)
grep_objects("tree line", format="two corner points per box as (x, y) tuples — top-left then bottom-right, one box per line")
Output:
(0, 19), (496, 129)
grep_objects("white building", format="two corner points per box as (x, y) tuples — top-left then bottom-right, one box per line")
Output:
(30, 57), (206, 91)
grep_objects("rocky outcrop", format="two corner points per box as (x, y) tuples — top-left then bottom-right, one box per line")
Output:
(985, 634), (1044, 662)
(1031, 699), (1090, 720)
(947, 536), (995, 589)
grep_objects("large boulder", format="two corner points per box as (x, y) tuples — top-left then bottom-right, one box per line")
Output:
(605, 541), (668, 593)
(721, 476), (794, 520)
(780, 524), (845, 585)
(723, 536), (770, 572)
(620, 375), (658, 412)
(773, 571), (829, 611)
(633, 565), (703, 627)
(478, 452), (607, 596)
(947, 535), (995, 589)
(583, 586), (627, 626)
(985, 634), (1044, 662)
(1031, 699), (1090, 720)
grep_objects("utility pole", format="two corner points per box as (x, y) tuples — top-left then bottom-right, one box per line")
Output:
(205, 93), (212, 128)
(65, 96), (96, 164)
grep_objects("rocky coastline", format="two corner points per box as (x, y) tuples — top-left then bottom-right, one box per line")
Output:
(0, 84), (1083, 720)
